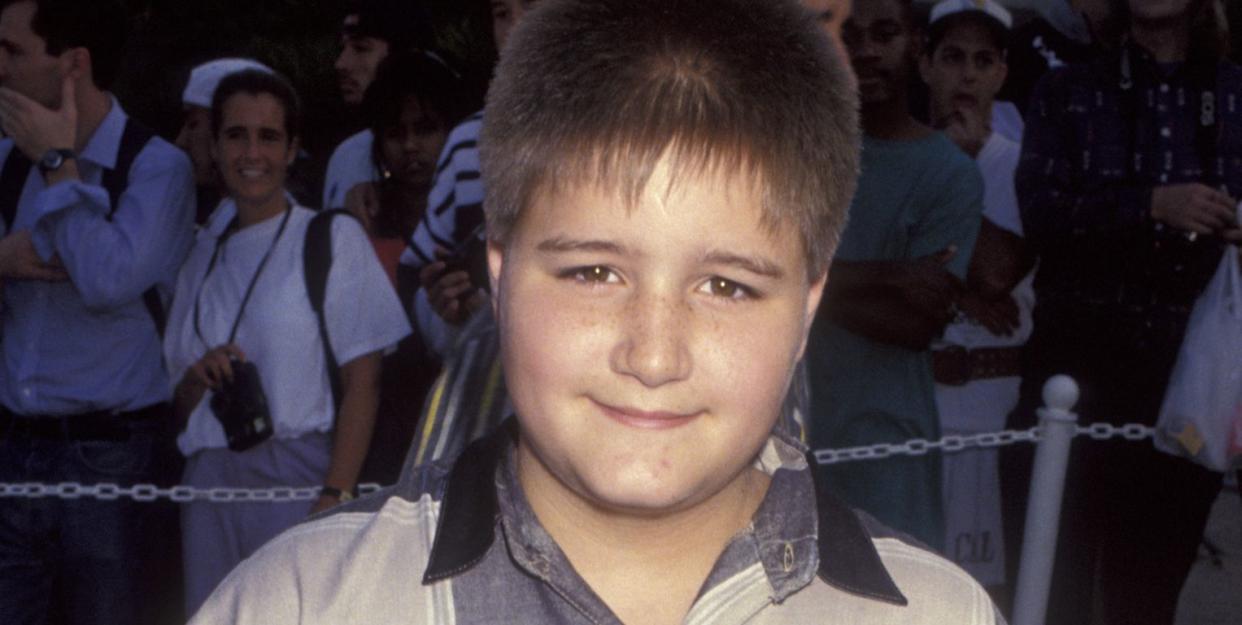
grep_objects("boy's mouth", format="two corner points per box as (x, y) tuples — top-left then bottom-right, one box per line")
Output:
(590, 399), (702, 430)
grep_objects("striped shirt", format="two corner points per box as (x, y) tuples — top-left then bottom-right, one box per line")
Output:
(402, 111), (485, 271)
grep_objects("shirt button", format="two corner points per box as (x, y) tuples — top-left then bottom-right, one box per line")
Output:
(1160, 173), (1169, 183)
(1160, 83), (1170, 93)
(21, 387), (32, 398)
(1160, 127), (1171, 138)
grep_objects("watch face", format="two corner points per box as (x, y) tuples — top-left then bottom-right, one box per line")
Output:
(42, 152), (63, 170)
(39, 149), (75, 173)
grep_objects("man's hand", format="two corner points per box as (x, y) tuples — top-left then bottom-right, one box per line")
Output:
(0, 75), (77, 161)
(0, 230), (68, 282)
(939, 107), (989, 158)
(958, 291), (1020, 336)
(344, 181), (378, 234)
(888, 247), (964, 328)
(419, 246), (485, 325)
(1151, 183), (1237, 235)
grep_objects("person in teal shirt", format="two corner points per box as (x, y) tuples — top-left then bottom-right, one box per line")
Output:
(805, 0), (982, 551)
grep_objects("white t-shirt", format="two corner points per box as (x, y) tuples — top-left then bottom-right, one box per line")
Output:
(165, 200), (411, 456)
(991, 101), (1024, 145)
(939, 132), (1035, 351)
(321, 130), (377, 210)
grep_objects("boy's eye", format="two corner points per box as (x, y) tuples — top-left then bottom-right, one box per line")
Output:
(698, 276), (754, 301)
(563, 265), (619, 284)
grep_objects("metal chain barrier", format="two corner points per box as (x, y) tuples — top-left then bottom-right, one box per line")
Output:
(812, 421), (1152, 465)
(0, 422), (1154, 503)
(0, 481), (385, 503)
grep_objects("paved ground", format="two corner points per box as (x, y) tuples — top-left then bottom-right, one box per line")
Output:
(1176, 479), (1242, 625)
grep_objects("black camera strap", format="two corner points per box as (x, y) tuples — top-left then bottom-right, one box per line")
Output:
(193, 205), (294, 349)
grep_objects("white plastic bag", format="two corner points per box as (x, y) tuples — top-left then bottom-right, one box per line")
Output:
(1154, 245), (1242, 472)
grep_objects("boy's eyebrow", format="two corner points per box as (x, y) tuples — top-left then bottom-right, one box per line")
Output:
(535, 237), (628, 255)
(535, 238), (785, 278)
(701, 250), (785, 279)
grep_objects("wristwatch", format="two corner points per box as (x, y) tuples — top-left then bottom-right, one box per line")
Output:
(38, 148), (76, 175)
(320, 485), (357, 502)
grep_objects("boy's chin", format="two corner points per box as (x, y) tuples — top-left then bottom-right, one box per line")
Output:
(566, 460), (768, 520)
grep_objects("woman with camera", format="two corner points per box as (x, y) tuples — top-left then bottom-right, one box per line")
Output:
(162, 69), (410, 615)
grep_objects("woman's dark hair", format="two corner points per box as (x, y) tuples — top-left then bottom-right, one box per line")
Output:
(363, 49), (474, 158)
(210, 69), (302, 142)
(361, 50), (473, 239)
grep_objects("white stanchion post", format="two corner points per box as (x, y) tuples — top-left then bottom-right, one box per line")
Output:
(1012, 374), (1080, 625)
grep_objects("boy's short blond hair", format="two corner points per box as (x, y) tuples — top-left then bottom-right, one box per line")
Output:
(480, 0), (859, 277)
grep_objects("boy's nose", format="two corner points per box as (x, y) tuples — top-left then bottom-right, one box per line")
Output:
(611, 291), (692, 388)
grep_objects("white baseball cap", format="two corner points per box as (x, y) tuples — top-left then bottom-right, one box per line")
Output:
(182, 58), (274, 109)
(928, 0), (1013, 31)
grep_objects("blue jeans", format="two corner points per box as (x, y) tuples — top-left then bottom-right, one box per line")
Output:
(0, 418), (179, 625)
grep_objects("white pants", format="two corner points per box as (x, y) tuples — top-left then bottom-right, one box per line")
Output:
(935, 376), (1020, 587)
(180, 432), (332, 616)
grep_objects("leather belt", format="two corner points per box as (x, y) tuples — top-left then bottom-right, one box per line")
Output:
(0, 404), (166, 442)
(932, 345), (1023, 386)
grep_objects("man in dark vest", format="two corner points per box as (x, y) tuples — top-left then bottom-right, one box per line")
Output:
(0, 1), (194, 623)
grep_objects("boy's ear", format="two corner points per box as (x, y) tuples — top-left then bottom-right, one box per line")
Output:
(486, 237), (505, 316)
(794, 268), (828, 363)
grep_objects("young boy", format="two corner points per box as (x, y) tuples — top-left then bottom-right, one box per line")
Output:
(919, 0), (1034, 589)
(189, 0), (1001, 623)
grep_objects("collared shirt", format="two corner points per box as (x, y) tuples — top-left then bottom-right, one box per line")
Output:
(0, 98), (195, 416)
(190, 421), (1003, 624)
(1017, 45), (1242, 319)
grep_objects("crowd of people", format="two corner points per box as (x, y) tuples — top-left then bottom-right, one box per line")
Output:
(0, 0), (1238, 623)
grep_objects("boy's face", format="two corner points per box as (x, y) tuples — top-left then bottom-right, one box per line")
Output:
(920, 19), (1007, 126)
(841, 0), (915, 107)
(489, 156), (825, 518)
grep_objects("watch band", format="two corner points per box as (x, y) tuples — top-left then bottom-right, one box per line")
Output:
(320, 485), (357, 502)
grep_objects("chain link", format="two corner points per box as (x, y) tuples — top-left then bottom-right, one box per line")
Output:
(0, 423), (1156, 501)
(812, 422), (1150, 466)
(0, 482), (385, 503)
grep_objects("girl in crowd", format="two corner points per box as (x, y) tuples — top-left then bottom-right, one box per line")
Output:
(344, 50), (474, 484)
(346, 50), (473, 283)
(163, 69), (410, 614)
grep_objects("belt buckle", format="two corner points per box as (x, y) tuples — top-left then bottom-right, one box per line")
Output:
(934, 345), (970, 386)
